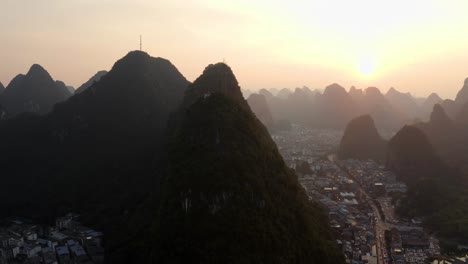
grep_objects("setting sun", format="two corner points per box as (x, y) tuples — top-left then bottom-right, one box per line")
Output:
(358, 55), (376, 79)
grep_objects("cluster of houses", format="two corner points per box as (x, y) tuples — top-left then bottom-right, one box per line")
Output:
(297, 160), (379, 264)
(272, 126), (446, 264)
(0, 214), (104, 264)
(341, 159), (441, 264)
(273, 127), (380, 263)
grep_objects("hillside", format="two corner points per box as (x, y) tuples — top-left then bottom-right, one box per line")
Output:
(338, 115), (386, 161)
(149, 63), (344, 263)
(0, 51), (190, 254)
(75, 70), (108, 94)
(387, 125), (468, 245)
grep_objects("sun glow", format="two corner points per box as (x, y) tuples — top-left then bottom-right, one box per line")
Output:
(357, 55), (376, 79)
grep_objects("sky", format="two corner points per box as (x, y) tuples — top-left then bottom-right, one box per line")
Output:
(1, 0), (468, 99)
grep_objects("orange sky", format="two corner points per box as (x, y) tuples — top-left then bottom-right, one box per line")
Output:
(1, 0), (467, 99)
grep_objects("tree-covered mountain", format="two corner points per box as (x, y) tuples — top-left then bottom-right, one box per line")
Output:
(338, 115), (386, 161)
(148, 63), (343, 264)
(0, 51), (189, 257)
(75, 70), (108, 94)
(0, 64), (72, 115)
(387, 126), (443, 183)
(387, 125), (468, 246)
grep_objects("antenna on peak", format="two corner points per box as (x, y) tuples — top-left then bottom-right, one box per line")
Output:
(140, 35), (142, 51)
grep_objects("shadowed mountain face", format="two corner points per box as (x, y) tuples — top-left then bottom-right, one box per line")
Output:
(0, 82), (4, 94)
(75, 70), (108, 94)
(455, 77), (468, 106)
(416, 104), (455, 162)
(387, 125), (442, 182)
(387, 125), (467, 241)
(338, 115), (386, 161)
(0, 51), (189, 248)
(247, 93), (274, 128)
(146, 63), (343, 264)
(0, 65), (72, 115)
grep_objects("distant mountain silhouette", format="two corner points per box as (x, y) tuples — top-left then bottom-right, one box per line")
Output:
(256, 87), (316, 125)
(0, 64), (72, 115)
(148, 63), (343, 264)
(454, 77), (468, 105)
(338, 115), (386, 161)
(277, 88), (291, 99)
(268, 87), (279, 95)
(313, 83), (358, 128)
(385, 87), (420, 119)
(247, 93), (274, 128)
(416, 104), (454, 161)
(440, 99), (458, 119)
(0, 82), (4, 94)
(75, 70), (108, 94)
(258, 88), (275, 100)
(349, 86), (364, 103)
(287, 87), (316, 124)
(249, 84), (438, 130)
(430, 104), (453, 128)
(421, 93), (442, 120)
(360, 87), (406, 129)
(241, 88), (252, 98)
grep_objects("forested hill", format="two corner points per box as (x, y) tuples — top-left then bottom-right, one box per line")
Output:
(147, 63), (344, 263)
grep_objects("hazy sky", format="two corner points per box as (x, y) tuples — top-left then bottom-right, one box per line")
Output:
(1, 0), (468, 99)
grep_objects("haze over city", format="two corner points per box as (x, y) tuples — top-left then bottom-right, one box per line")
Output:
(2, 0), (468, 98)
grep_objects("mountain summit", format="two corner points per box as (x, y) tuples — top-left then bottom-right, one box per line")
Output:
(184, 62), (245, 107)
(149, 63), (343, 263)
(0, 64), (71, 115)
(0, 51), (190, 255)
(338, 115), (386, 161)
